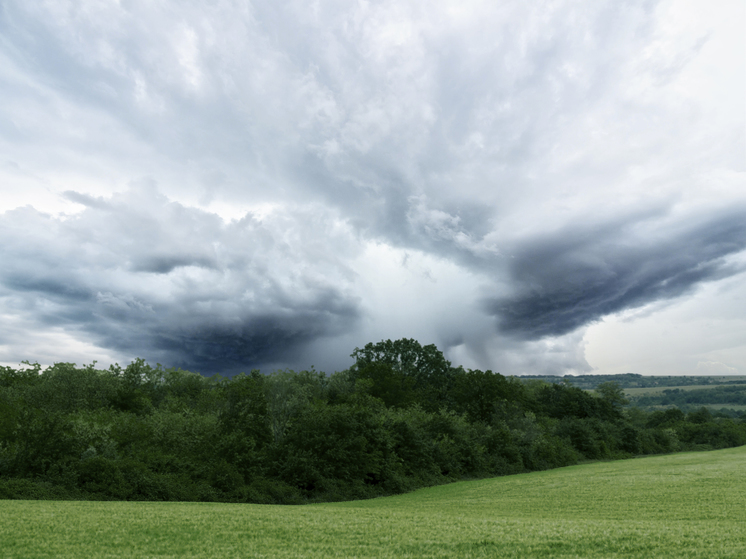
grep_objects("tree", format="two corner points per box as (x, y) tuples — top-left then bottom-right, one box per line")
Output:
(595, 381), (629, 411)
(451, 369), (519, 424)
(271, 400), (393, 492)
(532, 382), (599, 420)
(217, 371), (270, 480)
(351, 339), (455, 411)
(354, 362), (416, 409)
(264, 369), (325, 443)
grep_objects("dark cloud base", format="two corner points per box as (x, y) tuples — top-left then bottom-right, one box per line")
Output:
(104, 313), (358, 376)
(486, 207), (746, 339)
(0, 195), (361, 375)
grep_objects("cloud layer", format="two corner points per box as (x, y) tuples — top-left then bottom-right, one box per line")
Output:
(0, 188), (360, 373)
(1, 0), (744, 375)
(488, 206), (746, 339)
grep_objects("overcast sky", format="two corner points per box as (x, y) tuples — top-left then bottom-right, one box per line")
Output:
(1, 0), (744, 376)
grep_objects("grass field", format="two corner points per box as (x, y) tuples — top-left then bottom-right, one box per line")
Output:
(1, 447), (745, 558)
(623, 383), (746, 397)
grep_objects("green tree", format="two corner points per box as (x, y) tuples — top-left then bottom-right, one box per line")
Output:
(264, 369), (325, 443)
(270, 398), (395, 493)
(109, 359), (156, 414)
(595, 381), (629, 410)
(451, 369), (522, 424)
(351, 339), (455, 411)
(355, 362), (416, 409)
(217, 371), (271, 480)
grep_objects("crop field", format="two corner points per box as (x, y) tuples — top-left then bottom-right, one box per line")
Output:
(1, 446), (745, 558)
(623, 383), (746, 397)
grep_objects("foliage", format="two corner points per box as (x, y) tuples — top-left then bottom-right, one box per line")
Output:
(350, 339), (455, 411)
(1, 339), (745, 504)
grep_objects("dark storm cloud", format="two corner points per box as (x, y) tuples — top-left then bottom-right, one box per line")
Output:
(0, 190), (360, 374)
(486, 207), (746, 339)
(0, 0), (743, 376)
(82, 293), (359, 376)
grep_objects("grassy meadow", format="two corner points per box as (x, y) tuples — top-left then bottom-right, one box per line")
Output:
(2, 447), (745, 558)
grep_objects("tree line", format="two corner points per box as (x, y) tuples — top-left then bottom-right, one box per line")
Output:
(1, 339), (745, 503)
(519, 373), (746, 390)
(630, 385), (746, 413)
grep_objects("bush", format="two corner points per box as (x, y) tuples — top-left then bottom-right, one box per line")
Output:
(76, 456), (133, 499)
(639, 428), (679, 454)
(522, 435), (580, 471)
(0, 477), (82, 500)
(271, 400), (395, 493)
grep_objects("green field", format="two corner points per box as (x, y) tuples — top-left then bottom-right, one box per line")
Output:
(2, 447), (745, 558)
(623, 383), (746, 397)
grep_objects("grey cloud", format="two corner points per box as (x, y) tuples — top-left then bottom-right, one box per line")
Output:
(62, 191), (110, 209)
(485, 207), (746, 339)
(1, 0), (742, 376)
(130, 255), (216, 274)
(1, 0), (665, 218)
(0, 189), (361, 374)
(89, 291), (359, 375)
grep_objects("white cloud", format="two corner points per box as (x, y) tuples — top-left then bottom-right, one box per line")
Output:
(0, 0), (744, 375)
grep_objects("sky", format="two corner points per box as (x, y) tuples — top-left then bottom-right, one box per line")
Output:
(0, 0), (744, 377)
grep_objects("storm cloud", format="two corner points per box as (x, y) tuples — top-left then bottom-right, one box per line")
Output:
(487, 207), (746, 339)
(0, 189), (360, 373)
(1, 0), (744, 375)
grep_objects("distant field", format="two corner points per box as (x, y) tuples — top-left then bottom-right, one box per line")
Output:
(521, 374), (746, 391)
(640, 404), (746, 413)
(624, 383), (746, 397)
(624, 383), (746, 414)
(2, 447), (745, 558)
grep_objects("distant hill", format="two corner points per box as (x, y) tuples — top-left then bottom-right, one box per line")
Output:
(516, 373), (746, 390)
(516, 374), (746, 416)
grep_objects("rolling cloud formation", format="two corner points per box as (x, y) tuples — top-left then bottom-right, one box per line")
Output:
(0, 0), (744, 375)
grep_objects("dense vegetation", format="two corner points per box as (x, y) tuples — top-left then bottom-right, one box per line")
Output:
(2, 339), (745, 504)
